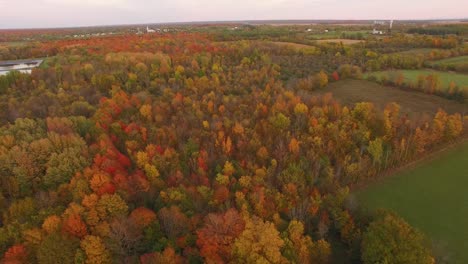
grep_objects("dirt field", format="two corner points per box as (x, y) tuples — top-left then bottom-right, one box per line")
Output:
(312, 80), (467, 119)
(270, 41), (315, 49)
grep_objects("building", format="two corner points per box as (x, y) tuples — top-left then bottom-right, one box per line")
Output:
(146, 26), (156, 33)
(372, 28), (384, 35)
(372, 20), (394, 35)
(0, 59), (43, 76)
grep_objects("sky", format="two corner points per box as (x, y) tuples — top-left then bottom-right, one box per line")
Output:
(0, 0), (466, 29)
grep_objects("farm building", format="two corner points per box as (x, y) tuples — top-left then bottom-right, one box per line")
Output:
(0, 59), (43, 76)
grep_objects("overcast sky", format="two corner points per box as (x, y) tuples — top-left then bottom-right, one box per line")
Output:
(0, 0), (466, 29)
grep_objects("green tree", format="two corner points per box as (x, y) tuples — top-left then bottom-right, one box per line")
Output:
(44, 147), (90, 189)
(368, 138), (383, 165)
(362, 211), (434, 264)
(37, 233), (79, 264)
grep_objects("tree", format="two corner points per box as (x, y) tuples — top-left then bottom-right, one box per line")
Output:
(42, 215), (61, 234)
(317, 70), (329, 88)
(80, 235), (112, 264)
(140, 247), (183, 264)
(37, 233), (79, 264)
(44, 147), (89, 189)
(232, 215), (285, 263)
(129, 207), (157, 229)
(282, 220), (313, 263)
(95, 194), (129, 220)
(282, 220), (331, 264)
(367, 138), (383, 165)
(158, 206), (189, 240)
(288, 138), (300, 155)
(331, 71), (339, 81)
(62, 214), (88, 239)
(197, 209), (245, 263)
(2, 244), (28, 264)
(3, 197), (36, 225)
(310, 239), (332, 264)
(362, 211), (434, 264)
(107, 217), (143, 260)
(445, 114), (463, 140)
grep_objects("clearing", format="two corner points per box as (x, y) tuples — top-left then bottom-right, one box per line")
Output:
(365, 70), (468, 90)
(312, 80), (467, 119)
(356, 141), (468, 264)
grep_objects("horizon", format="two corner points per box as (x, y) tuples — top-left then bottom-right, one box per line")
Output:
(1, 0), (467, 29)
(1, 18), (467, 31)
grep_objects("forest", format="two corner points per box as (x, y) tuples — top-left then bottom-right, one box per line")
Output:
(0, 23), (467, 263)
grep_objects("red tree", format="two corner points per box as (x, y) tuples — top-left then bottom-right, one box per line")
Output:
(196, 209), (245, 263)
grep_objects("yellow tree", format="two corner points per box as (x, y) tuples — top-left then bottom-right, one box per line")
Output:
(80, 235), (112, 264)
(282, 220), (313, 263)
(42, 215), (61, 234)
(282, 220), (331, 264)
(232, 215), (286, 263)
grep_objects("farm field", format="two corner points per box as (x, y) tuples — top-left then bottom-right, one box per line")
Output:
(306, 30), (368, 40)
(366, 69), (468, 89)
(270, 41), (315, 49)
(391, 48), (445, 56)
(430, 55), (468, 66)
(356, 141), (468, 264)
(215, 40), (319, 51)
(315, 39), (363, 45)
(312, 79), (467, 119)
(0, 41), (27, 47)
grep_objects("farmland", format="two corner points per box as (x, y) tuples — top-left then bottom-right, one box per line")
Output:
(315, 39), (363, 45)
(430, 55), (468, 66)
(365, 69), (468, 89)
(391, 48), (445, 56)
(357, 141), (468, 264)
(312, 79), (467, 119)
(270, 41), (316, 49)
(306, 30), (368, 40)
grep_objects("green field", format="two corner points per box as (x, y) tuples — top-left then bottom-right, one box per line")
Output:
(357, 142), (468, 264)
(430, 56), (468, 66)
(392, 48), (445, 56)
(306, 30), (368, 40)
(366, 69), (468, 89)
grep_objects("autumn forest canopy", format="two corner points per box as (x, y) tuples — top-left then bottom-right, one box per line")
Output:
(0, 22), (467, 264)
